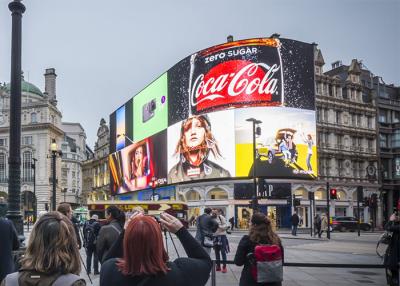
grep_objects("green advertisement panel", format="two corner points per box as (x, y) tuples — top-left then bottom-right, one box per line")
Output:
(133, 73), (168, 142)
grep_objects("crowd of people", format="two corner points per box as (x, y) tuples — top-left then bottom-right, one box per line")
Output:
(0, 202), (398, 286)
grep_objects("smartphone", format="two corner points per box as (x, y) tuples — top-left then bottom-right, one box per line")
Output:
(142, 99), (156, 123)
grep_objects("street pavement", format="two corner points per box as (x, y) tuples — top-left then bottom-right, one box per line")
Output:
(23, 226), (387, 286)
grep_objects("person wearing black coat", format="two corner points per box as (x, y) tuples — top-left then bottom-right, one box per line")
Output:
(384, 212), (399, 286)
(290, 212), (299, 236)
(0, 218), (19, 282)
(100, 213), (212, 286)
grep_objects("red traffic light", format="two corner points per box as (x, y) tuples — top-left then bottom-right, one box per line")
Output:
(330, 188), (337, 200)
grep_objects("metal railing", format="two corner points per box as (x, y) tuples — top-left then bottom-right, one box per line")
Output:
(210, 260), (385, 286)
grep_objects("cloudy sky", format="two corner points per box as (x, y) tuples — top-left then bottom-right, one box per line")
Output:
(0, 0), (399, 147)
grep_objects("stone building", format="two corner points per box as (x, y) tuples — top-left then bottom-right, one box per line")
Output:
(295, 50), (381, 228)
(60, 122), (88, 206)
(82, 118), (110, 205)
(0, 68), (87, 216)
(374, 77), (400, 219)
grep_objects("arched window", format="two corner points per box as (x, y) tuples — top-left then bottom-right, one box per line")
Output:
(31, 112), (37, 123)
(0, 153), (6, 182)
(186, 190), (201, 201)
(294, 188), (308, 199)
(315, 188), (327, 200)
(22, 151), (32, 182)
(336, 190), (347, 201)
(206, 188), (228, 200)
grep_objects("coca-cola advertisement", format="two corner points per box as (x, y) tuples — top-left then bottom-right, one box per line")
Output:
(168, 37), (315, 125)
(110, 37), (316, 194)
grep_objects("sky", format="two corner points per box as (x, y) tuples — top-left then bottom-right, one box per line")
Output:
(1, 0), (399, 147)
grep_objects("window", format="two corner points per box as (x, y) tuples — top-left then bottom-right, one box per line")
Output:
(23, 136), (32, 145)
(367, 116), (373, 129)
(329, 85), (333, 96)
(368, 139), (373, 151)
(393, 111), (400, 124)
(31, 113), (37, 123)
(379, 110), (387, 123)
(22, 151), (32, 182)
(0, 153), (6, 182)
(380, 133), (388, 148)
(316, 108), (321, 122)
(324, 109), (328, 122)
(0, 138), (7, 146)
(336, 111), (341, 124)
(351, 114), (356, 126)
(357, 114), (362, 127)
(392, 129), (400, 148)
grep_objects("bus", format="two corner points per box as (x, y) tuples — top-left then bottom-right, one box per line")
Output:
(87, 200), (189, 227)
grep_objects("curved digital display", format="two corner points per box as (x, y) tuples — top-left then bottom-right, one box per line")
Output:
(109, 37), (317, 195)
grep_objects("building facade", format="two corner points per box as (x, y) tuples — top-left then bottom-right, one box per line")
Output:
(299, 50), (380, 228)
(0, 68), (87, 216)
(60, 122), (88, 206)
(82, 118), (110, 205)
(374, 78), (400, 220)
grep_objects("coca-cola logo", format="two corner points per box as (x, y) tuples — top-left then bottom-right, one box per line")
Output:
(190, 60), (281, 112)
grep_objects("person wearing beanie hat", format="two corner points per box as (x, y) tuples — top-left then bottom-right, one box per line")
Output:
(168, 115), (230, 183)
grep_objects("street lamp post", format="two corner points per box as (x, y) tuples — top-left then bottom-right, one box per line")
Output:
(31, 158), (37, 222)
(50, 139), (62, 211)
(6, 0), (26, 236)
(246, 118), (262, 212)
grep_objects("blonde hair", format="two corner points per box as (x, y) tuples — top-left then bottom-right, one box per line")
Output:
(21, 211), (81, 274)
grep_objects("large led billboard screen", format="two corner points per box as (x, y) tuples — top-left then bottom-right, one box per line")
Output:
(109, 37), (316, 195)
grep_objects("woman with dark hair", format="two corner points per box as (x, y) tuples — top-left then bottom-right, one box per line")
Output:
(168, 115), (230, 183)
(1, 212), (85, 286)
(100, 212), (212, 286)
(234, 213), (284, 286)
(97, 206), (125, 263)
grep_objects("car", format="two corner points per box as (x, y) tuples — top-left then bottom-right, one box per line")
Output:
(331, 216), (371, 232)
(256, 128), (298, 164)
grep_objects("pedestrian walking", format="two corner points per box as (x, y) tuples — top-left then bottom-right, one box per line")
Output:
(212, 209), (230, 273)
(291, 212), (300, 236)
(320, 213), (328, 237)
(234, 212), (284, 286)
(1, 212), (85, 286)
(195, 207), (218, 255)
(83, 214), (101, 275)
(384, 211), (399, 286)
(314, 214), (322, 238)
(229, 216), (235, 231)
(0, 218), (19, 282)
(57, 203), (82, 249)
(100, 212), (212, 286)
(97, 206), (125, 263)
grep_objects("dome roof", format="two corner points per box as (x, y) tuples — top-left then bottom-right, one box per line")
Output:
(6, 79), (43, 97)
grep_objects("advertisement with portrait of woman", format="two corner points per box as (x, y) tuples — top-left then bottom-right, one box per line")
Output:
(167, 110), (235, 184)
(110, 130), (168, 194)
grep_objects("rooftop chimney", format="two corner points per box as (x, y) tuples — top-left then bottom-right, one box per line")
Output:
(44, 68), (57, 105)
(227, 35), (233, 42)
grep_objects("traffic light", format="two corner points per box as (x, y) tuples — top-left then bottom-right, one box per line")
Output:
(294, 198), (301, 207)
(308, 192), (315, 201)
(356, 186), (363, 202)
(363, 197), (370, 207)
(330, 188), (338, 200)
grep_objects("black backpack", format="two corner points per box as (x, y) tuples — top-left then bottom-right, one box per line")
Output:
(84, 221), (97, 248)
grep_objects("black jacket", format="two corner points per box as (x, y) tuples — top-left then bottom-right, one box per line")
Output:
(234, 235), (284, 286)
(195, 214), (218, 242)
(290, 214), (299, 226)
(97, 220), (123, 263)
(0, 218), (19, 282)
(100, 228), (212, 286)
(102, 229), (124, 262)
(384, 221), (400, 268)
